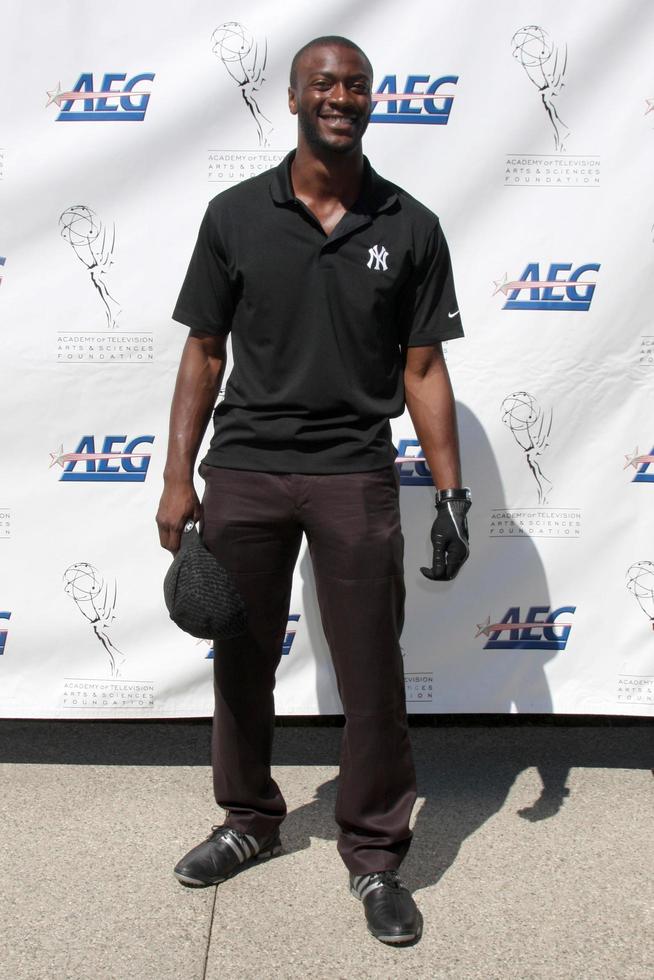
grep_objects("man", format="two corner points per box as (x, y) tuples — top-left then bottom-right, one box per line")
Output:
(157, 36), (470, 945)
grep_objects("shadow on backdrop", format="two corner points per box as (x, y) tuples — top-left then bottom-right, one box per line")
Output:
(412, 401), (565, 819)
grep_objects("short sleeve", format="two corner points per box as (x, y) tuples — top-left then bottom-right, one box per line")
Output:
(171, 208), (234, 336)
(399, 221), (464, 349)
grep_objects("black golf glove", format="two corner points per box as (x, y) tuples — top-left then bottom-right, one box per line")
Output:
(420, 488), (471, 582)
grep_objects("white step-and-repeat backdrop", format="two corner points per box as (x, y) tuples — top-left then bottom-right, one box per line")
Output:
(1, 0), (653, 717)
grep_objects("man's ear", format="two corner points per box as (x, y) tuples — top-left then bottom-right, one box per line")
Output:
(288, 86), (298, 115)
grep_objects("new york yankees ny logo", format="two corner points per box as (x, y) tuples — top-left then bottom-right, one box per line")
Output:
(367, 244), (389, 271)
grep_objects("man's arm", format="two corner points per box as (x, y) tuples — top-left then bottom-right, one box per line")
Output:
(404, 343), (461, 489)
(156, 331), (227, 553)
(404, 343), (470, 581)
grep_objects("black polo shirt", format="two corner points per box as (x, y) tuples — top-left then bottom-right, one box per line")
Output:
(172, 151), (463, 474)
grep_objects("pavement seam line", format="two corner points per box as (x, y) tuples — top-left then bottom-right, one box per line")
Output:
(202, 886), (219, 980)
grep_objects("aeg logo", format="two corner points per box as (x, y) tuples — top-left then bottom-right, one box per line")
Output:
(205, 614), (300, 658)
(50, 436), (154, 482)
(371, 74), (458, 125)
(282, 614), (301, 655)
(395, 439), (431, 486)
(476, 606), (576, 650)
(46, 73), (155, 122)
(0, 611), (10, 655)
(624, 447), (654, 483)
(494, 263), (600, 311)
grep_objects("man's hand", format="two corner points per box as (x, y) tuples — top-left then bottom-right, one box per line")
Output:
(156, 480), (202, 554)
(420, 497), (470, 582)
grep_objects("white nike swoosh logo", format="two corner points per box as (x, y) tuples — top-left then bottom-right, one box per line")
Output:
(448, 310), (459, 318)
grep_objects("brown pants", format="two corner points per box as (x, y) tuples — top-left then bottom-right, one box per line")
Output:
(200, 464), (416, 874)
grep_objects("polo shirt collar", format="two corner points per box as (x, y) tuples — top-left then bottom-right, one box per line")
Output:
(270, 150), (398, 218)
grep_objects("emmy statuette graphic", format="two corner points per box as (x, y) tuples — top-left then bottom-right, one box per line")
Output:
(59, 205), (121, 329)
(501, 391), (553, 505)
(512, 25), (570, 151)
(211, 22), (273, 147)
(63, 562), (125, 677)
(626, 562), (654, 632)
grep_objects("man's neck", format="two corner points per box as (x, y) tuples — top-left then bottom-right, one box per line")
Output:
(291, 143), (364, 209)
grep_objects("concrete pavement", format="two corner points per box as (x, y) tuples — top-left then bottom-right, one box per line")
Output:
(0, 720), (652, 979)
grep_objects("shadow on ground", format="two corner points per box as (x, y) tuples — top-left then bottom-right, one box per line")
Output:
(277, 724), (652, 892)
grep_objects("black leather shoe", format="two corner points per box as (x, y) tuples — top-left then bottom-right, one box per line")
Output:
(174, 825), (282, 887)
(350, 871), (422, 944)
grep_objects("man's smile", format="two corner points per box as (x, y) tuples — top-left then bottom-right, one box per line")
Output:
(317, 111), (360, 131)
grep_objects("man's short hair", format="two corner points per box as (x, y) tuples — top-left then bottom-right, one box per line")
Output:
(289, 36), (373, 88)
